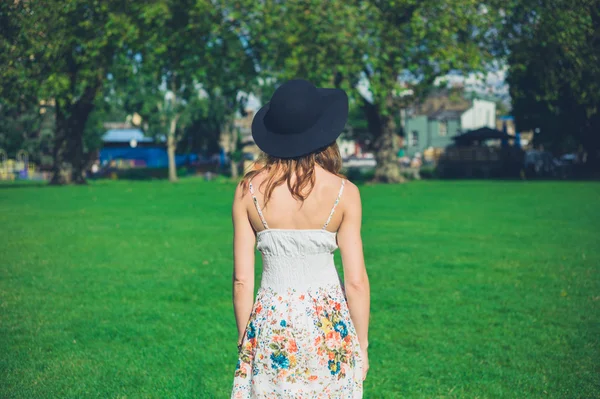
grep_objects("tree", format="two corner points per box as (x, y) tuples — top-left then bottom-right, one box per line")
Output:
(113, 0), (219, 182)
(234, 0), (503, 182)
(505, 0), (600, 163)
(203, 2), (257, 179)
(356, 0), (504, 182)
(0, 0), (142, 184)
(111, 0), (255, 182)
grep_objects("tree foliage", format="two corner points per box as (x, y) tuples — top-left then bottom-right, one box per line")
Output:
(235, 0), (503, 182)
(505, 0), (600, 161)
(1, 0), (142, 184)
(3, 0), (597, 183)
(110, 0), (256, 181)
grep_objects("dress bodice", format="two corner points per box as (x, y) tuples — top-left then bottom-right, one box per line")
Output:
(248, 179), (347, 291)
(256, 229), (341, 291)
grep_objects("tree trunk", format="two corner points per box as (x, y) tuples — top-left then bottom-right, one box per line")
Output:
(69, 104), (95, 185)
(50, 84), (99, 185)
(362, 95), (405, 183)
(231, 159), (239, 179)
(230, 125), (239, 179)
(50, 101), (68, 185)
(167, 115), (180, 182)
(373, 115), (404, 183)
(70, 129), (87, 185)
(219, 119), (239, 179)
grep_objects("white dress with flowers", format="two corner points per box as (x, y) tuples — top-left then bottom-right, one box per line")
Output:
(231, 179), (363, 399)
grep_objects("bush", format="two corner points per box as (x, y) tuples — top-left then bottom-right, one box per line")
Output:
(342, 167), (375, 182)
(419, 165), (438, 179)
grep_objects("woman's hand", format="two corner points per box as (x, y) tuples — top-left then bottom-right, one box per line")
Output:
(361, 348), (369, 380)
(237, 333), (244, 351)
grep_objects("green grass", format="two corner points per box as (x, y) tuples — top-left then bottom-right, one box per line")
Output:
(1, 179), (599, 398)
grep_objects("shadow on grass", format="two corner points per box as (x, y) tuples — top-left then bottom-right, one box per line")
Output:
(0, 182), (49, 189)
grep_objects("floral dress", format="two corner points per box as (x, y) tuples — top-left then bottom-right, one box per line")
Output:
(231, 179), (363, 398)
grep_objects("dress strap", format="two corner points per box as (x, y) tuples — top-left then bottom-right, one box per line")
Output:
(323, 179), (346, 230)
(248, 181), (269, 230)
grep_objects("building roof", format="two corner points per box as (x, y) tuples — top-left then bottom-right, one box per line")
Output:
(453, 127), (514, 144)
(428, 109), (464, 121)
(413, 89), (472, 118)
(102, 128), (156, 143)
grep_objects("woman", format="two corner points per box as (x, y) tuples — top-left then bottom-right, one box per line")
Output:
(231, 79), (370, 398)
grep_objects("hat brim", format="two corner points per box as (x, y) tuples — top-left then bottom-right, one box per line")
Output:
(251, 88), (348, 159)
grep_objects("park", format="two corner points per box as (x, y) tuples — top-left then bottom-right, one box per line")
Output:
(1, 179), (599, 397)
(1, 0), (600, 397)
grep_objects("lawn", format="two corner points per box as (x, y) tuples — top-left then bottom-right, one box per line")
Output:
(1, 179), (599, 398)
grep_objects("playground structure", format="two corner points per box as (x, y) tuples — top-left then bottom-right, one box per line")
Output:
(0, 150), (49, 181)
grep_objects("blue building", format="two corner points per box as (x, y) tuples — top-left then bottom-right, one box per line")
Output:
(100, 128), (195, 168)
(403, 92), (497, 157)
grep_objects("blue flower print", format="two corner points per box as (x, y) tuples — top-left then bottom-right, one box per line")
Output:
(247, 321), (256, 339)
(270, 353), (290, 369)
(328, 360), (341, 375)
(334, 321), (348, 338)
(236, 359), (241, 370)
(280, 319), (287, 327)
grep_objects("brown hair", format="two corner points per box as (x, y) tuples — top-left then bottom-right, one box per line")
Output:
(240, 142), (345, 207)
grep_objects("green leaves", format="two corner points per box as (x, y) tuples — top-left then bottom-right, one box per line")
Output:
(506, 0), (600, 158)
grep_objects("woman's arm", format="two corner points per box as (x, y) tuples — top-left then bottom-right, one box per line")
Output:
(232, 183), (256, 345)
(337, 182), (370, 378)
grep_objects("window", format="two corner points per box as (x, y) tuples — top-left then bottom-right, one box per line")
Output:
(409, 131), (419, 148)
(439, 121), (448, 137)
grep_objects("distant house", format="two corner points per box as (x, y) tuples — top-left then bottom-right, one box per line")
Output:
(102, 128), (157, 148)
(496, 115), (516, 136)
(496, 115), (533, 149)
(99, 128), (194, 168)
(403, 91), (496, 157)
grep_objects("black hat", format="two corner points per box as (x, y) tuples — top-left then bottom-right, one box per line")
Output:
(251, 79), (348, 158)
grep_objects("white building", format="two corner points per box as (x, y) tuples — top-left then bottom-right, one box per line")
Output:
(460, 99), (497, 130)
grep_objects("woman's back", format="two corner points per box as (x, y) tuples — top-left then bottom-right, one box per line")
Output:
(247, 168), (346, 233)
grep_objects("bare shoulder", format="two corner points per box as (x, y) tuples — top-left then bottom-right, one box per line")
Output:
(342, 179), (361, 205)
(233, 180), (246, 200)
(233, 180), (252, 212)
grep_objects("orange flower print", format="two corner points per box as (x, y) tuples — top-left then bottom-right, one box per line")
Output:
(308, 375), (318, 381)
(287, 340), (298, 353)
